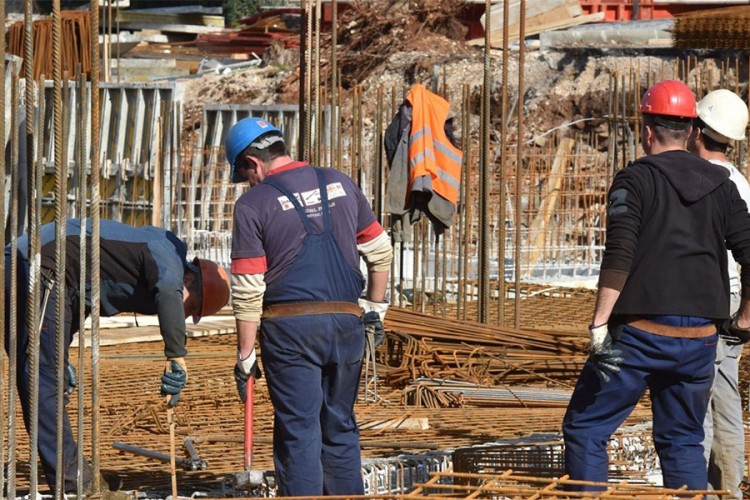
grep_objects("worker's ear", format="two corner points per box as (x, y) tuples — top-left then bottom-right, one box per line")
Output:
(184, 269), (197, 288)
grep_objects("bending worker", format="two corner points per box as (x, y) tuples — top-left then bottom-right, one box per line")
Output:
(688, 88), (750, 500)
(5, 218), (230, 494)
(225, 117), (393, 495)
(562, 80), (750, 491)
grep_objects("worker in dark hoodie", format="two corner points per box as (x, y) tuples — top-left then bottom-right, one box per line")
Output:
(562, 80), (750, 492)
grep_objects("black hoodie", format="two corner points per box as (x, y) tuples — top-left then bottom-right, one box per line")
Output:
(600, 149), (750, 319)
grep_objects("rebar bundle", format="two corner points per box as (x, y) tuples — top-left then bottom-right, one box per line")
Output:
(7, 10), (92, 80)
(674, 5), (750, 50)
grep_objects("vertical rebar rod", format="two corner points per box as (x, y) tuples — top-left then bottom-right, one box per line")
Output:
(24, 0), (42, 492)
(330, 0), (338, 169)
(0, 0), (7, 493)
(304, 0), (314, 162)
(75, 66), (88, 498)
(355, 86), (363, 185)
(419, 221), (427, 314)
(89, 0), (103, 487)
(298, 0), (307, 161)
(513, 0), (526, 328)
(478, 0), (492, 323)
(375, 86), (383, 222)
(313, 0), (322, 166)
(498, 0), (510, 325)
(52, 0), (68, 495)
(6, 75), (20, 500)
(458, 84), (469, 320)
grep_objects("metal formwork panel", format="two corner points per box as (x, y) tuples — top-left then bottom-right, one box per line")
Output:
(36, 81), (180, 225)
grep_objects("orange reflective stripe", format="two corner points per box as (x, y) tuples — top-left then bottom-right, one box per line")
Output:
(406, 84), (463, 205)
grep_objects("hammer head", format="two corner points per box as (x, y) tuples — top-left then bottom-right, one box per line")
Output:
(231, 469), (264, 490)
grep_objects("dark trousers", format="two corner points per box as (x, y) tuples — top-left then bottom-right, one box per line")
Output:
(5, 256), (92, 492)
(260, 314), (365, 496)
(563, 323), (716, 491)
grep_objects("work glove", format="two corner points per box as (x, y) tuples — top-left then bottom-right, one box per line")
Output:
(359, 298), (388, 348)
(721, 314), (750, 346)
(588, 324), (624, 384)
(161, 357), (188, 408)
(64, 361), (77, 396)
(234, 349), (261, 404)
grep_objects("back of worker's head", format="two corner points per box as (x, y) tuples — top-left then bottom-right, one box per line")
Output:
(640, 80), (697, 147)
(224, 117), (288, 183)
(693, 89), (749, 153)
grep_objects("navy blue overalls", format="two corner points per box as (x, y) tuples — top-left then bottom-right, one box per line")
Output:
(563, 315), (717, 491)
(259, 168), (366, 496)
(5, 245), (93, 492)
(5, 219), (189, 493)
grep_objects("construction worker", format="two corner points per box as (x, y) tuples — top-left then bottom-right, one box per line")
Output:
(562, 80), (750, 491)
(224, 117), (393, 495)
(5, 218), (230, 494)
(687, 89), (750, 500)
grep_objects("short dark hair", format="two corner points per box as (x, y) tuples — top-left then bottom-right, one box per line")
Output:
(643, 114), (691, 145)
(693, 117), (729, 154)
(236, 134), (288, 170)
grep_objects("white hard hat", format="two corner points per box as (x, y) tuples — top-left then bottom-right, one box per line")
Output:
(696, 89), (749, 143)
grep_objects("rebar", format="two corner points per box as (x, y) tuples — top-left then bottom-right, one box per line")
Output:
(89, 0), (103, 487)
(75, 65), (88, 498)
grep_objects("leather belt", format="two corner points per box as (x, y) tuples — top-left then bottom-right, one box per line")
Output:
(627, 318), (716, 338)
(261, 301), (363, 319)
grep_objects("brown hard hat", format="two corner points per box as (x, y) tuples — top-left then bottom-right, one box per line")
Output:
(193, 257), (230, 323)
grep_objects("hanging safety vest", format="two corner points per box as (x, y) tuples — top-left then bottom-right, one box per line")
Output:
(406, 83), (463, 206)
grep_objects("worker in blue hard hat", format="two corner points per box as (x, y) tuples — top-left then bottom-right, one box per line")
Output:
(224, 116), (393, 495)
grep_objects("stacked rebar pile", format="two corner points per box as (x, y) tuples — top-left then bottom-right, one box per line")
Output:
(673, 5), (750, 50)
(382, 308), (587, 407)
(7, 10), (92, 80)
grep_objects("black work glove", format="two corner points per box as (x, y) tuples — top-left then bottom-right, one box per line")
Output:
(235, 350), (261, 404)
(161, 358), (188, 408)
(588, 324), (624, 384)
(64, 361), (78, 396)
(363, 311), (385, 348)
(722, 316), (750, 346)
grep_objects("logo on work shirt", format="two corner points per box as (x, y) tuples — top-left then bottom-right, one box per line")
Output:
(276, 182), (347, 211)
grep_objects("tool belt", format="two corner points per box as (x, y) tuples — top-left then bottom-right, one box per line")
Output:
(261, 301), (363, 319)
(626, 317), (716, 338)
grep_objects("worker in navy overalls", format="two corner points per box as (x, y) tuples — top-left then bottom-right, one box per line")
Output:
(225, 117), (393, 495)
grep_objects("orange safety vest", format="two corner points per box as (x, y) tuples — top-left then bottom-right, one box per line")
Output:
(406, 84), (463, 206)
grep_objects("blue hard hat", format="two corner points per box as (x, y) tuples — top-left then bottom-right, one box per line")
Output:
(225, 117), (282, 182)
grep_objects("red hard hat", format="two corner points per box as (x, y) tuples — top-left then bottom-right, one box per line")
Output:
(639, 80), (697, 118)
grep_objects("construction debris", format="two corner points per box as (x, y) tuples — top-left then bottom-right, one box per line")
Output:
(196, 8), (301, 58)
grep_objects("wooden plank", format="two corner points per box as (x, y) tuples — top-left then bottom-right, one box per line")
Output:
(483, 0), (583, 34)
(526, 138), (575, 268)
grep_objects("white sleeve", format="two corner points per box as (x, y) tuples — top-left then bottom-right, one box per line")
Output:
(358, 231), (393, 273)
(231, 273), (266, 323)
